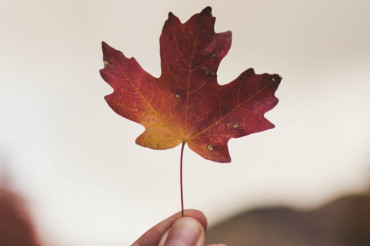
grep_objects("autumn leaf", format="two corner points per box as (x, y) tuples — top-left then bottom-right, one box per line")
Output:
(100, 7), (281, 163)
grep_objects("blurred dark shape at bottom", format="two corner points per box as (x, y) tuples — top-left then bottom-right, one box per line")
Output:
(0, 185), (41, 246)
(207, 192), (370, 246)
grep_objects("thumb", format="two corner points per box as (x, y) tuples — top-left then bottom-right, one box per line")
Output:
(158, 217), (205, 246)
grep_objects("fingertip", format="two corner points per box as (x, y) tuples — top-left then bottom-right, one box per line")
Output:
(183, 209), (208, 231)
(132, 209), (208, 246)
(158, 217), (205, 246)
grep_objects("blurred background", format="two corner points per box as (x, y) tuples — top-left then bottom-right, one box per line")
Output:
(1, 0), (370, 245)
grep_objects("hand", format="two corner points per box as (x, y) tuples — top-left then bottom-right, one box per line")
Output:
(132, 209), (226, 246)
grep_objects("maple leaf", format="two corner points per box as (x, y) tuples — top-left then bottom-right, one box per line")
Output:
(100, 7), (281, 163)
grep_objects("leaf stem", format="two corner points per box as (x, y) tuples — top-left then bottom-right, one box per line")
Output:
(180, 141), (185, 217)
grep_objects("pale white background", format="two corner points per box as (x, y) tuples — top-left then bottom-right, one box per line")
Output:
(1, 0), (370, 245)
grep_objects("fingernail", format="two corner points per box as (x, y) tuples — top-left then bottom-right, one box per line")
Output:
(163, 217), (204, 246)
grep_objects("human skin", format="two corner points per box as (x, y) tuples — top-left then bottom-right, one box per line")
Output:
(132, 209), (226, 246)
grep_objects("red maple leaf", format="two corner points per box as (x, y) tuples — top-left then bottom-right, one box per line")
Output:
(100, 7), (280, 163)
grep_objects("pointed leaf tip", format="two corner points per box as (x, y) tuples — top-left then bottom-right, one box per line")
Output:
(101, 41), (110, 54)
(201, 6), (212, 16)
